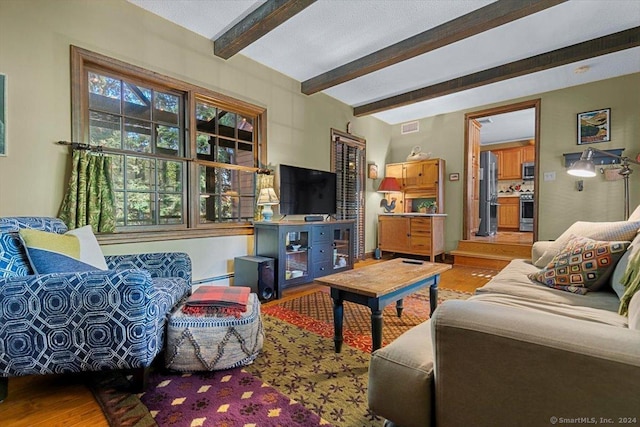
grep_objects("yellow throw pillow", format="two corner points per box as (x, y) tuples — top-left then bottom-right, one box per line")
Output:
(19, 225), (107, 274)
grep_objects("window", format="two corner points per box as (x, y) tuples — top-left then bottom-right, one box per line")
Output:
(195, 99), (257, 223)
(71, 46), (266, 239)
(331, 129), (366, 260)
(87, 71), (186, 227)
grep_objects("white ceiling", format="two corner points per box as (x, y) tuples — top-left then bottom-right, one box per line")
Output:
(129, 0), (640, 125)
(479, 109), (536, 145)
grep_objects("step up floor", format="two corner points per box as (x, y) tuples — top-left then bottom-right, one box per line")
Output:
(451, 239), (532, 269)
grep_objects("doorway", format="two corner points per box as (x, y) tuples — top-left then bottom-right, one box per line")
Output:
(463, 99), (541, 242)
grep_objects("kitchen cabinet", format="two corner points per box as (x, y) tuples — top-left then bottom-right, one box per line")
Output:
(385, 163), (405, 190)
(385, 159), (445, 213)
(497, 148), (523, 180)
(522, 145), (535, 163)
(492, 145), (535, 180)
(402, 160), (439, 190)
(378, 214), (446, 261)
(497, 197), (519, 230)
(254, 220), (354, 297)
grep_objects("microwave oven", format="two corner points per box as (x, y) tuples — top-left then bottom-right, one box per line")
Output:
(522, 162), (535, 180)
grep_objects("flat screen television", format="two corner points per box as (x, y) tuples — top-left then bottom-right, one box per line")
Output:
(279, 164), (337, 216)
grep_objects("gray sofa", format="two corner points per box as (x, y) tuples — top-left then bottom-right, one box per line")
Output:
(368, 228), (640, 427)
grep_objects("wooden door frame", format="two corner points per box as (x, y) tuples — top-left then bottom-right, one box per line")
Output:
(463, 99), (541, 241)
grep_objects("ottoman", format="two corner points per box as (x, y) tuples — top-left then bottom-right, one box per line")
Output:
(165, 293), (264, 371)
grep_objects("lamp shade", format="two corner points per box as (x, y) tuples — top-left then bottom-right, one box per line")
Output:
(377, 177), (402, 193)
(257, 187), (279, 205)
(567, 149), (597, 177)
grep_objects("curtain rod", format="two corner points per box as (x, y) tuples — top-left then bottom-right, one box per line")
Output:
(57, 140), (104, 152)
(57, 140), (272, 174)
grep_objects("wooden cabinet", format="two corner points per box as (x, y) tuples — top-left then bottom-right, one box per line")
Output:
(378, 215), (445, 261)
(522, 145), (535, 163)
(491, 145), (535, 180)
(385, 163), (405, 190)
(497, 148), (523, 180)
(385, 159), (445, 213)
(403, 160), (439, 190)
(497, 197), (519, 230)
(254, 220), (354, 297)
(378, 216), (410, 253)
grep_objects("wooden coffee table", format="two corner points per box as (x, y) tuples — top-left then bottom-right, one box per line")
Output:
(315, 258), (451, 353)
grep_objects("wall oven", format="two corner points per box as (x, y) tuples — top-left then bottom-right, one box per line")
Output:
(519, 193), (534, 232)
(522, 162), (535, 180)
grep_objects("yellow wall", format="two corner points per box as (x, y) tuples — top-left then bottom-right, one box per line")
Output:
(0, 0), (391, 282)
(389, 73), (640, 248)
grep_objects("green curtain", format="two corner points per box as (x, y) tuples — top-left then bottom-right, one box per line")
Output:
(59, 149), (116, 233)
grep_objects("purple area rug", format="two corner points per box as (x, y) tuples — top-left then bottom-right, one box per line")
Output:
(89, 288), (474, 426)
(140, 368), (330, 426)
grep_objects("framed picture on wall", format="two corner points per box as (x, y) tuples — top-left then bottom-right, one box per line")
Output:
(0, 73), (5, 156)
(368, 163), (378, 179)
(577, 108), (610, 145)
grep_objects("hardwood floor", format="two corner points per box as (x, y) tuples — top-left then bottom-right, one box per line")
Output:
(1, 374), (109, 427)
(0, 260), (497, 426)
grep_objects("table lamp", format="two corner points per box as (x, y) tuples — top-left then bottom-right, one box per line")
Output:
(377, 177), (402, 213)
(257, 187), (279, 221)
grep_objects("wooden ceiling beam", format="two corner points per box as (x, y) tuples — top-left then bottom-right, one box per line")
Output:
(354, 26), (640, 117)
(214, 0), (316, 60)
(301, 0), (568, 95)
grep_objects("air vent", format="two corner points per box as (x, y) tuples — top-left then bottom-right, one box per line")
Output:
(477, 118), (493, 124)
(400, 121), (419, 134)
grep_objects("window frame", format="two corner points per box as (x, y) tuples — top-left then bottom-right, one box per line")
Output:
(70, 46), (267, 243)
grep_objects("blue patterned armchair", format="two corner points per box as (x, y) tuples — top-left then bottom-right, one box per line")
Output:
(0, 217), (191, 401)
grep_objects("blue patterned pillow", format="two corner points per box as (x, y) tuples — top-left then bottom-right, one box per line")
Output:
(19, 226), (108, 274)
(0, 232), (33, 277)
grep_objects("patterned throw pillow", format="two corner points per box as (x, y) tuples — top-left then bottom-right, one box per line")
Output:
(18, 225), (108, 274)
(0, 232), (33, 277)
(528, 235), (630, 295)
(533, 220), (640, 267)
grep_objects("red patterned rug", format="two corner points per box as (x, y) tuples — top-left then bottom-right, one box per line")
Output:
(263, 287), (471, 352)
(90, 287), (471, 426)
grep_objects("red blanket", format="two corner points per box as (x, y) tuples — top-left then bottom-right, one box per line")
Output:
(183, 286), (251, 317)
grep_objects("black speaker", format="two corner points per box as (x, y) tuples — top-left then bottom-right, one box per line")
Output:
(234, 255), (277, 302)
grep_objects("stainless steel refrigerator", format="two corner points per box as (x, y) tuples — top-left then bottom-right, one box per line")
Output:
(477, 151), (498, 236)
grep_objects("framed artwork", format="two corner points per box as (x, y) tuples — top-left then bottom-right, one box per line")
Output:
(0, 73), (5, 156)
(368, 163), (378, 179)
(449, 172), (459, 181)
(578, 108), (610, 145)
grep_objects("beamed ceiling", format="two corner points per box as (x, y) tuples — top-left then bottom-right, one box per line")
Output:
(129, 0), (640, 124)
